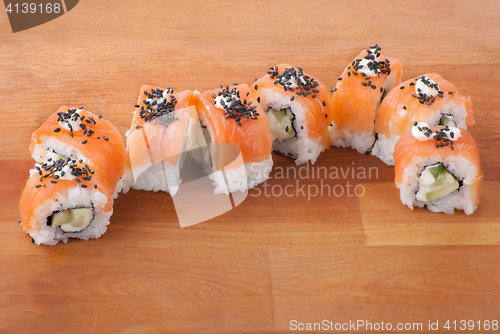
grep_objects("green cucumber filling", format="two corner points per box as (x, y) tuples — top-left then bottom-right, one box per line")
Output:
(49, 207), (94, 233)
(439, 114), (456, 127)
(416, 163), (459, 202)
(266, 107), (296, 140)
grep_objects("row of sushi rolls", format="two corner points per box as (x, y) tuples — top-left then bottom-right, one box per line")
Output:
(19, 45), (483, 245)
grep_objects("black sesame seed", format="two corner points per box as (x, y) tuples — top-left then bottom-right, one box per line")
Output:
(35, 184), (42, 188)
(322, 101), (326, 107)
(98, 115), (103, 118)
(331, 88), (337, 93)
(435, 143), (439, 148)
(290, 96), (295, 101)
(400, 86), (404, 89)
(54, 128), (61, 132)
(82, 140), (88, 144)
(81, 185), (87, 188)
(324, 113), (328, 118)
(136, 126), (142, 130)
(103, 136), (109, 141)
(51, 180), (57, 184)
(448, 91), (453, 95)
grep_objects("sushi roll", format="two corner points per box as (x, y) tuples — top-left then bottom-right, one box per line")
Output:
(30, 106), (126, 184)
(20, 109), (126, 245)
(122, 86), (195, 195)
(251, 64), (333, 165)
(394, 122), (483, 215)
(372, 73), (474, 165)
(194, 84), (273, 193)
(329, 45), (403, 154)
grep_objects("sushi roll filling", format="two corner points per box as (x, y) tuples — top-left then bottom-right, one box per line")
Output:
(266, 107), (296, 139)
(48, 206), (94, 233)
(439, 114), (456, 127)
(416, 163), (460, 202)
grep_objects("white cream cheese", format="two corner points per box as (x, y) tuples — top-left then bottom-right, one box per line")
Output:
(59, 108), (82, 131)
(415, 76), (439, 97)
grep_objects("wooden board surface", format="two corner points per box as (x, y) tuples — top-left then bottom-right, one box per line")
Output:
(1, 1), (500, 333)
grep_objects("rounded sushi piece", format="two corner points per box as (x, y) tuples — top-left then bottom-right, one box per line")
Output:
(30, 106), (126, 188)
(252, 64), (333, 165)
(19, 159), (115, 245)
(372, 73), (474, 165)
(330, 45), (403, 154)
(122, 85), (195, 195)
(394, 124), (482, 215)
(194, 84), (273, 193)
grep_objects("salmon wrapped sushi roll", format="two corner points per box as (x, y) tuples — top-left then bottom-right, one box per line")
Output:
(330, 45), (403, 154)
(122, 86), (195, 195)
(372, 73), (474, 165)
(20, 109), (126, 245)
(394, 123), (482, 215)
(194, 84), (273, 193)
(252, 64), (333, 165)
(30, 106), (126, 188)
(19, 158), (119, 245)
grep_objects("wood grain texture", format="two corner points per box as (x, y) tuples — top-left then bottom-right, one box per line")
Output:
(1, 1), (500, 333)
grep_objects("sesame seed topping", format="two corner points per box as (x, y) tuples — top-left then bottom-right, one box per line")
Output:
(103, 136), (109, 141)
(54, 128), (61, 132)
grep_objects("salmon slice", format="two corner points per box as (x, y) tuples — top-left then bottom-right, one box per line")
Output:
(126, 86), (195, 175)
(194, 84), (273, 169)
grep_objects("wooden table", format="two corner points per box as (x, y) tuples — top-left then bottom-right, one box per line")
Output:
(1, 1), (499, 333)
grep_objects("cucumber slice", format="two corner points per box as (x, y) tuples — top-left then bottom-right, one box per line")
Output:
(69, 208), (93, 227)
(274, 109), (287, 122)
(50, 210), (71, 227)
(427, 163), (443, 180)
(439, 114), (456, 127)
(267, 108), (296, 139)
(416, 164), (459, 202)
(426, 177), (459, 201)
(50, 208), (93, 232)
